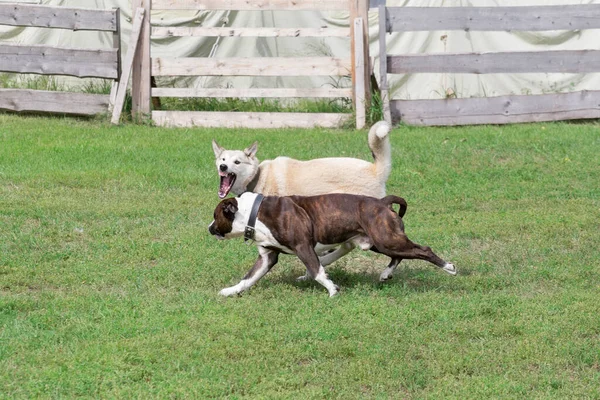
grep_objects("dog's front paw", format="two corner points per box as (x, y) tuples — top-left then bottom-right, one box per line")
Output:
(296, 274), (310, 282)
(219, 286), (239, 297)
(442, 263), (457, 275)
(328, 285), (340, 297)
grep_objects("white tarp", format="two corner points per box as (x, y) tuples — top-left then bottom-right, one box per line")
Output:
(1, 0), (599, 100)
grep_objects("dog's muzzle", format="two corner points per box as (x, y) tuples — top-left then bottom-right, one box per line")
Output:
(208, 221), (225, 240)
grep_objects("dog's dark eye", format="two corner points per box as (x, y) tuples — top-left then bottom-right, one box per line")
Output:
(234, 160), (241, 165)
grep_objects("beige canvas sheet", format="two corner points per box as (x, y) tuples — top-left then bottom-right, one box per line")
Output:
(1, 0), (599, 100)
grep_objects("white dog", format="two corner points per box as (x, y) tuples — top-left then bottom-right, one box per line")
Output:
(212, 121), (392, 199)
(212, 121), (392, 268)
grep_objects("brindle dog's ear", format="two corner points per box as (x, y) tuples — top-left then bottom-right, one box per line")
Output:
(223, 201), (238, 217)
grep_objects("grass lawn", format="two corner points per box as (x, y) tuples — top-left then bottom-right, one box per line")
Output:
(1, 114), (599, 398)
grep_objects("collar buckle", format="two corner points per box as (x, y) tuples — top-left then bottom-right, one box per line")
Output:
(243, 194), (264, 243)
(244, 226), (256, 243)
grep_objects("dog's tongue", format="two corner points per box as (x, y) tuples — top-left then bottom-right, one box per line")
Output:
(218, 173), (235, 198)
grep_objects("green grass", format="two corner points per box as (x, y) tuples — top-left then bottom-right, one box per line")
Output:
(1, 114), (599, 398)
(159, 97), (352, 114)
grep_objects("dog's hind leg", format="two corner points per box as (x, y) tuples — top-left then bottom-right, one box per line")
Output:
(373, 231), (457, 276)
(379, 258), (402, 282)
(319, 243), (355, 266)
(387, 243), (456, 276)
(219, 247), (279, 297)
(296, 242), (354, 281)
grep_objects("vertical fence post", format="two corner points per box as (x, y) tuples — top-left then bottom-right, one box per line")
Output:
(111, 7), (146, 125)
(378, 3), (391, 124)
(131, 0), (151, 121)
(350, 0), (371, 113)
(354, 18), (366, 129)
(358, 0), (371, 110)
(109, 7), (121, 109)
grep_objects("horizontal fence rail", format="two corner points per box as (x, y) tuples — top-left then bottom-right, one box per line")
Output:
(379, 4), (600, 126)
(0, 4), (118, 31)
(387, 50), (600, 75)
(392, 91), (600, 126)
(0, 4), (121, 117)
(0, 89), (110, 115)
(153, 111), (350, 128)
(151, 0), (349, 11)
(151, 26), (350, 38)
(386, 5), (600, 32)
(152, 57), (351, 76)
(152, 87), (353, 98)
(0, 44), (119, 79)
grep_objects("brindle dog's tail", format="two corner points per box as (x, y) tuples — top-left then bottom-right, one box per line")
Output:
(382, 195), (407, 218)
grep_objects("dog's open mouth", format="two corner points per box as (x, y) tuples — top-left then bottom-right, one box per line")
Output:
(218, 172), (236, 198)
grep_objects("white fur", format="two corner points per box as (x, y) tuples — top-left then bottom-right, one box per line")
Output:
(212, 121), (392, 199)
(219, 246), (274, 296)
(314, 266), (339, 297)
(379, 259), (401, 282)
(225, 193), (292, 253)
(443, 263), (457, 275)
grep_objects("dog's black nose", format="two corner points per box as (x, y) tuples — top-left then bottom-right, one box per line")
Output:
(219, 164), (228, 172)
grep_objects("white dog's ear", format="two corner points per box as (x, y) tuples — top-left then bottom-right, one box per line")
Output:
(244, 141), (258, 158)
(212, 139), (224, 158)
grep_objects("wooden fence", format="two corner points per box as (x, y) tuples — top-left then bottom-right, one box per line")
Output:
(0, 4), (121, 116)
(131, 0), (370, 129)
(378, 3), (600, 126)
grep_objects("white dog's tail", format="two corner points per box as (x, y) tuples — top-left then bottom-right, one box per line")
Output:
(368, 120), (392, 182)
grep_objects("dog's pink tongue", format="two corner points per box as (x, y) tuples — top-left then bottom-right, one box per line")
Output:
(218, 174), (234, 198)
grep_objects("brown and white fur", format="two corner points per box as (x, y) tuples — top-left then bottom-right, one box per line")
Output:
(209, 192), (457, 297)
(212, 121), (392, 199)
(212, 121), (392, 270)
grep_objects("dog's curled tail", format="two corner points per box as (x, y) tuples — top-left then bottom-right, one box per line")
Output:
(368, 120), (392, 182)
(382, 195), (407, 218)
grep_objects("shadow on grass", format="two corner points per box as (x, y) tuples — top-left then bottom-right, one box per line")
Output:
(273, 262), (467, 295)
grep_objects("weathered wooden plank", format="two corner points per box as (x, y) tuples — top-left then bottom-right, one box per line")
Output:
(391, 90), (600, 126)
(152, 87), (352, 98)
(378, 4), (391, 124)
(152, 57), (351, 76)
(0, 89), (109, 115)
(131, 0), (152, 118)
(109, 7), (122, 108)
(387, 50), (600, 74)
(151, 0), (348, 11)
(152, 111), (351, 128)
(0, 4), (118, 31)
(351, 0), (370, 109)
(387, 5), (600, 32)
(369, 0), (385, 8)
(0, 44), (118, 79)
(354, 18), (366, 129)
(112, 8), (145, 124)
(151, 26), (350, 38)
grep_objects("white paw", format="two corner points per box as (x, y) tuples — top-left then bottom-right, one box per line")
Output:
(442, 263), (457, 275)
(219, 287), (238, 297)
(296, 274), (310, 282)
(328, 286), (340, 297)
(379, 270), (394, 282)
